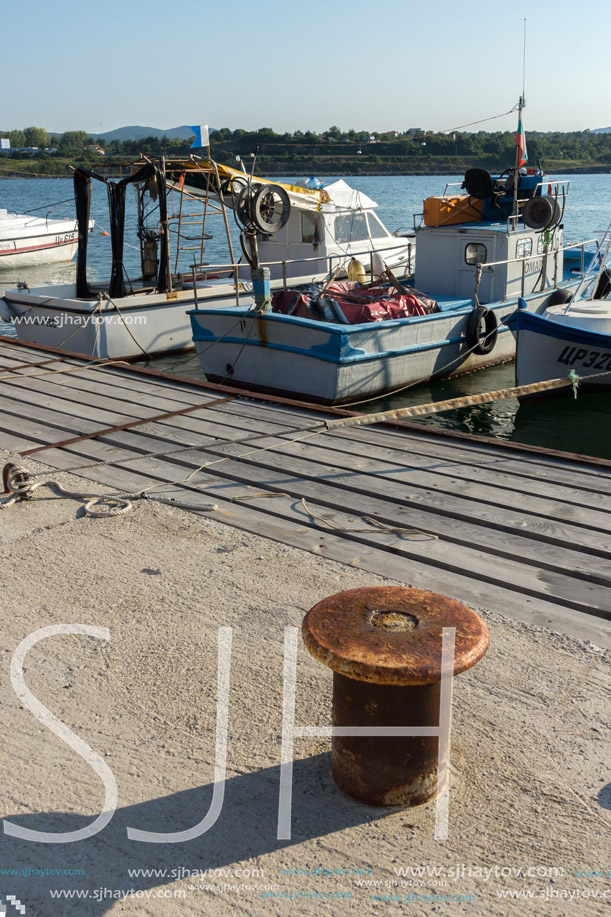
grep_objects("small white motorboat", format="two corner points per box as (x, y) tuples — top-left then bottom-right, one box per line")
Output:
(513, 237), (611, 398)
(0, 209), (93, 269)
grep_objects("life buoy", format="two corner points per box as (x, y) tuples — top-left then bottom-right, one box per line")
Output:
(466, 306), (498, 355)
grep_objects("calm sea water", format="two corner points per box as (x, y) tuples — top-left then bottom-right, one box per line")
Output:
(1, 173), (610, 458)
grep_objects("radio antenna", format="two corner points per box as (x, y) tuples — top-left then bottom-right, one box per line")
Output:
(522, 18), (527, 105)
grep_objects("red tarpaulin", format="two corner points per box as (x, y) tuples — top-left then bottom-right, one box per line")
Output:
(272, 282), (437, 324)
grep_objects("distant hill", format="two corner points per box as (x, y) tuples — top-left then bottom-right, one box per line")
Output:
(87, 125), (197, 142)
(592, 127), (611, 134)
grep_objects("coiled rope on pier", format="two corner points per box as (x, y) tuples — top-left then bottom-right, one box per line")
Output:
(0, 463), (218, 516)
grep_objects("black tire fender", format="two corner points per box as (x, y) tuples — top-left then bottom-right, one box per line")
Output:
(0, 297), (14, 323)
(535, 287), (573, 314)
(466, 306), (498, 355)
(594, 266), (611, 300)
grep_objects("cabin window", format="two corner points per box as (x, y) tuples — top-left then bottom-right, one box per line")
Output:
(516, 238), (532, 259)
(366, 213), (388, 239)
(537, 235), (554, 254)
(465, 242), (487, 265)
(301, 212), (319, 244)
(334, 213), (369, 243)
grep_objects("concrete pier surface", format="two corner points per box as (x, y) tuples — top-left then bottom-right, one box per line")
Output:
(0, 448), (609, 916)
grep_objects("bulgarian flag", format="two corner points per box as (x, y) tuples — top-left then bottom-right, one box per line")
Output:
(516, 114), (528, 167)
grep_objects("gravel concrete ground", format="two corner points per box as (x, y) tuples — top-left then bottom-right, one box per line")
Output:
(0, 449), (609, 917)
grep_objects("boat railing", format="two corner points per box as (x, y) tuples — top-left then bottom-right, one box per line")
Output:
(473, 237), (600, 302)
(442, 178), (571, 197)
(427, 179), (572, 232)
(442, 182), (464, 196)
(535, 178), (570, 195)
(185, 239), (415, 300)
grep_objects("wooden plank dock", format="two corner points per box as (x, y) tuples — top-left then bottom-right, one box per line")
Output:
(1, 336), (609, 648)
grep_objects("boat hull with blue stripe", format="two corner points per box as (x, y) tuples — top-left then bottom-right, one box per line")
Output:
(190, 164), (591, 404)
(514, 302), (611, 399)
(189, 277), (582, 405)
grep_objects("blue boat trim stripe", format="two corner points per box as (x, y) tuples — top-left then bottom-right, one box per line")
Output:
(190, 323), (511, 365)
(515, 309), (611, 349)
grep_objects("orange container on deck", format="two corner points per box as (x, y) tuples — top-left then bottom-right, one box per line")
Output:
(423, 195), (483, 227)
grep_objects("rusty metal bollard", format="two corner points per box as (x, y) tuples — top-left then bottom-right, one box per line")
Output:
(302, 586), (489, 807)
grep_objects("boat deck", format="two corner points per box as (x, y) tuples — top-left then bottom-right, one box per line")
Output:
(0, 336), (609, 648)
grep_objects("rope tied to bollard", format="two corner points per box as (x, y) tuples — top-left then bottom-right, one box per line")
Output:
(0, 464), (218, 517)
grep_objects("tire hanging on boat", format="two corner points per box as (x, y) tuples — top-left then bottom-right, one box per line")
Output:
(594, 266), (611, 300)
(465, 306), (498, 355)
(536, 287), (573, 314)
(0, 298), (13, 323)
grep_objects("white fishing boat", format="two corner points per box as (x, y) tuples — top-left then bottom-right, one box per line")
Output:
(0, 158), (412, 360)
(513, 302), (611, 399)
(0, 209), (93, 269)
(189, 157), (599, 404)
(513, 231), (611, 398)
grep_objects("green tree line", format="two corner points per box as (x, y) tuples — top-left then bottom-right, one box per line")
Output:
(2, 124), (611, 176)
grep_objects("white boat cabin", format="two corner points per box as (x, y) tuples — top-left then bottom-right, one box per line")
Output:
(414, 167), (568, 304)
(252, 179), (413, 281)
(415, 222), (563, 304)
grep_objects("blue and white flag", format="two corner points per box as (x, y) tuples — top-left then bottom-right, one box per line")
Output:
(189, 124), (209, 149)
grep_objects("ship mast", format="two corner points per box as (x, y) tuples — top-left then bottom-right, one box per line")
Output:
(512, 20), (527, 220)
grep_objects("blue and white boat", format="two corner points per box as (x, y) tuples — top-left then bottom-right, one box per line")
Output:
(513, 303), (611, 398)
(513, 234), (611, 398)
(189, 165), (598, 404)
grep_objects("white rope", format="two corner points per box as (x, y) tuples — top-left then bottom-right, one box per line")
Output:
(0, 464), (217, 517)
(300, 497), (438, 540)
(1, 465), (133, 516)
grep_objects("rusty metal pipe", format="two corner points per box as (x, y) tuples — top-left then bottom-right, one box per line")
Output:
(332, 673), (441, 806)
(303, 586), (489, 807)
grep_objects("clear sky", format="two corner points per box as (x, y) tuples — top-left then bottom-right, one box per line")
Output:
(3, 0), (611, 135)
